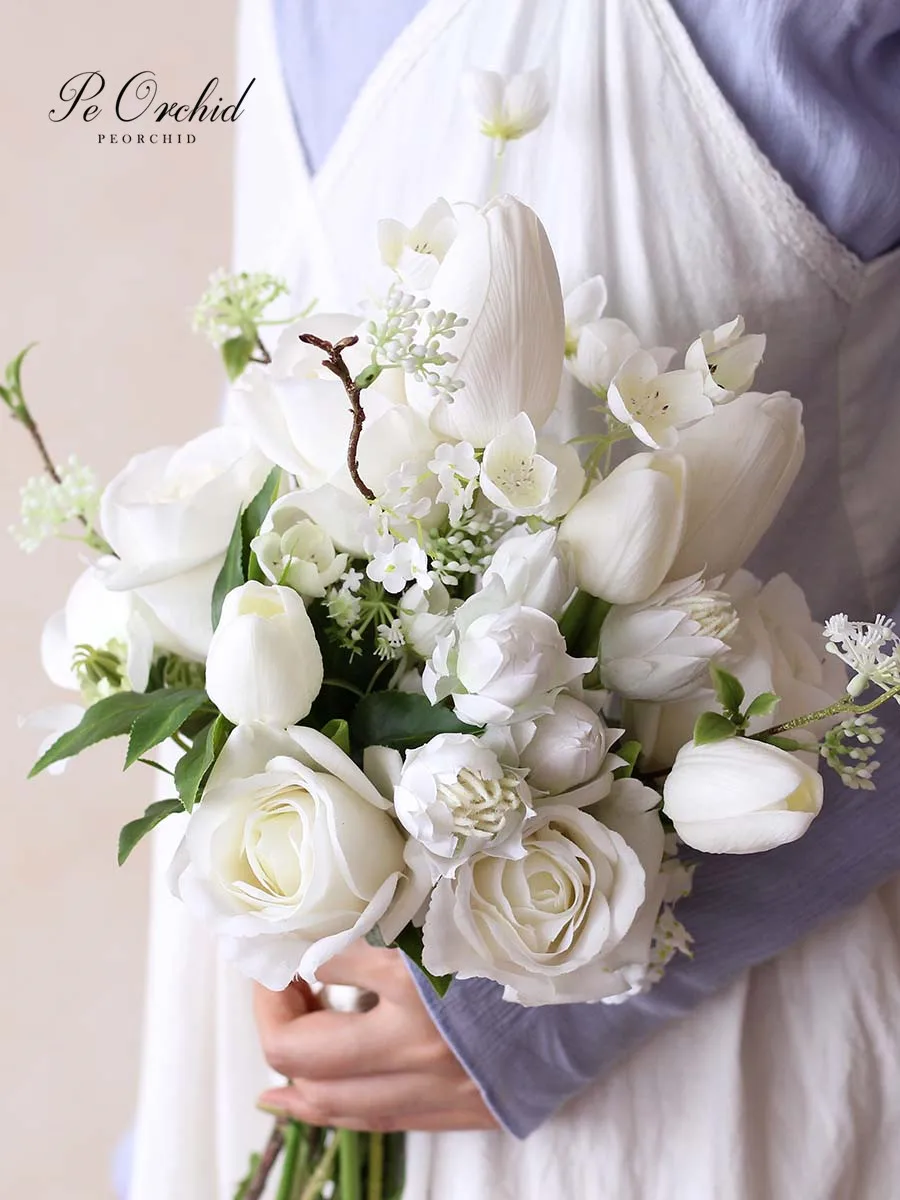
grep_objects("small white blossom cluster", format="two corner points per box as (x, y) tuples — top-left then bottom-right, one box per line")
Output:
(11, 457), (101, 553)
(823, 613), (900, 698)
(425, 508), (512, 588)
(366, 282), (467, 399)
(191, 268), (287, 347)
(820, 714), (884, 790)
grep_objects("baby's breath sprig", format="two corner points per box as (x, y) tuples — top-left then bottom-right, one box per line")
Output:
(367, 282), (468, 400)
(820, 715), (884, 791)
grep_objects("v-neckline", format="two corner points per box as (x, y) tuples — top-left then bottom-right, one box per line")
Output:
(290, 0), (475, 198)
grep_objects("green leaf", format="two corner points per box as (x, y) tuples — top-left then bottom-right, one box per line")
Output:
(174, 715), (231, 812)
(0, 383), (11, 410)
(30, 690), (163, 777)
(124, 688), (209, 768)
(757, 733), (808, 753)
(118, 798), (183, 866)
(211, 510), (245, 630)
(321, 717), (351, 755)
(5, 341), (37, 398)
(221, 334), (256, 382)
(354, 362), (384, 390)
(613, 739), (642, 780)
(558, 590), (594, 652)
(692, 710), (738, 747)
(744, 691), (781, 720)
(240, 466), (282, 572)
(393, 923), (452, 998)
(351, 691), (478, 751)
(710, 665), (745, 718)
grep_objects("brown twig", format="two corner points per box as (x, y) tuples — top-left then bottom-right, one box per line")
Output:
(298, 332), (375, 500)
(243, 1120), (287, 1200)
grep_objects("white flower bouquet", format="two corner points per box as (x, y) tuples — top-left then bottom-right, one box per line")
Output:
(9, 79), (899, 1200)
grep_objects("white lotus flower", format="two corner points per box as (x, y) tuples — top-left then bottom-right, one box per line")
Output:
(559, 452), (687, 604)
(669, 390), (804, 580)
(205, 582), (323, 727)
(406, 196), (565, 446)
(663, 737), (823, 854)
(365, 732), (530, 871)
(607, 350), (711, 449)
(462, 67), (550, 143)
(600, 573), (737, 702)
(685, 316), (766, 403)
(377, 198), (460, 290)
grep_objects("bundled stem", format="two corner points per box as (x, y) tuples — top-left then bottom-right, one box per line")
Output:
(242, 1121), (287, 1200)
(298, 333), (375, 501)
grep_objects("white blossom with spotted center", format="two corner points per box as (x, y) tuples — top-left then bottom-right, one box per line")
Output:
(608, 349), (711, 449)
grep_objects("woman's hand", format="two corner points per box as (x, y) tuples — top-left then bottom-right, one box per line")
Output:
(254, 940), (499, 1133)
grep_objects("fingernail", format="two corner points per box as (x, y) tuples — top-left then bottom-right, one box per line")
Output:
(257, 1102), (288, 1118)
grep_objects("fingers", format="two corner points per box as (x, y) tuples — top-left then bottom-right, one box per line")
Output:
(315, 942), (412, 1001)
(257, 1075), (498, 1133)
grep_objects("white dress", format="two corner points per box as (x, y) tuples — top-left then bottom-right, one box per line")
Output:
(129, 2), (900, 1197)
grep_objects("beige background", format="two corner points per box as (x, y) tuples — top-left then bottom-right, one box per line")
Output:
(0, 3), (237, 1193)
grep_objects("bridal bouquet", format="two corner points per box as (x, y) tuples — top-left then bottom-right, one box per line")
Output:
(9, 143), (899, 1200)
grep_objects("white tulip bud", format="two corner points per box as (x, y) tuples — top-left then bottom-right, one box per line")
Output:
(205, 582), (323, 727)
(663, 737), (823, 854)
(559, 452), (687, 604)
(670, 390), (804, 580)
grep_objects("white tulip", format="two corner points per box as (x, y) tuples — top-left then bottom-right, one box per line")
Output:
(421, 779), (665, 1005)
(669, 390), (804, 580)
(600, 573), (737, 702)
(365, 732), (530, 871)
(480, 527), (575, 617)
(663, 736), (824, 854)
(251, 492), (348, 599)
(424, 581), (594, 727)
(41, 561), (155, 699)
(168, 722), (409, 989)
(205, 582), (323, 727)
(462, 68), (550, 143)
(684, 315), (766, 403)
(407, 196), (565, 446)
(559, 452), (687, 604)
(607, 350), (711, 449)
(378, 198), (460, 290)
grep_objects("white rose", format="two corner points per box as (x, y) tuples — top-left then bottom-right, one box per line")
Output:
(41, 561), (155, 699)
(684, 315), (766, 403)
(423, 581), (595, 726)
(251, 492), (349, 599)
(480, 527), (575, 617)
(169, 723), (409, 989)
(600, 573), (737, 702)
(365, 732), (530, 871)
(421, 779), (665, 1005)
(408, 196), (565, 446)
(559, 452), (687, 604)
(512, 693), (624, 800)
(669, 390), (804, 580)
(663, 736), (824, 854)
(632, 570), (846, 768)
(99, 426), (270, 657)
(205, 582), (323, 727)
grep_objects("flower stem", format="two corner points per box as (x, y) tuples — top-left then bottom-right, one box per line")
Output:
(367, 1133), (384, 1200)
(750, 685), (900, 738)
(299, 1134), (341, 1200)
(276, 1122), (302, 1200)
(339, 1130), (362, 1200)
(323, 677), (366, 699)
(241, 1121), (287, 1200)
(298, 332), (375, 500)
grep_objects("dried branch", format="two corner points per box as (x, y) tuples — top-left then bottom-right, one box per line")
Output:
(242, 1120), (286, 1200)
(298, 332), (375, 501)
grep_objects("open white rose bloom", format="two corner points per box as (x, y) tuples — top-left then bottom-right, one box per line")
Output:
(14, 178), (900, 1198)
(16, 194), (900, 1034)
